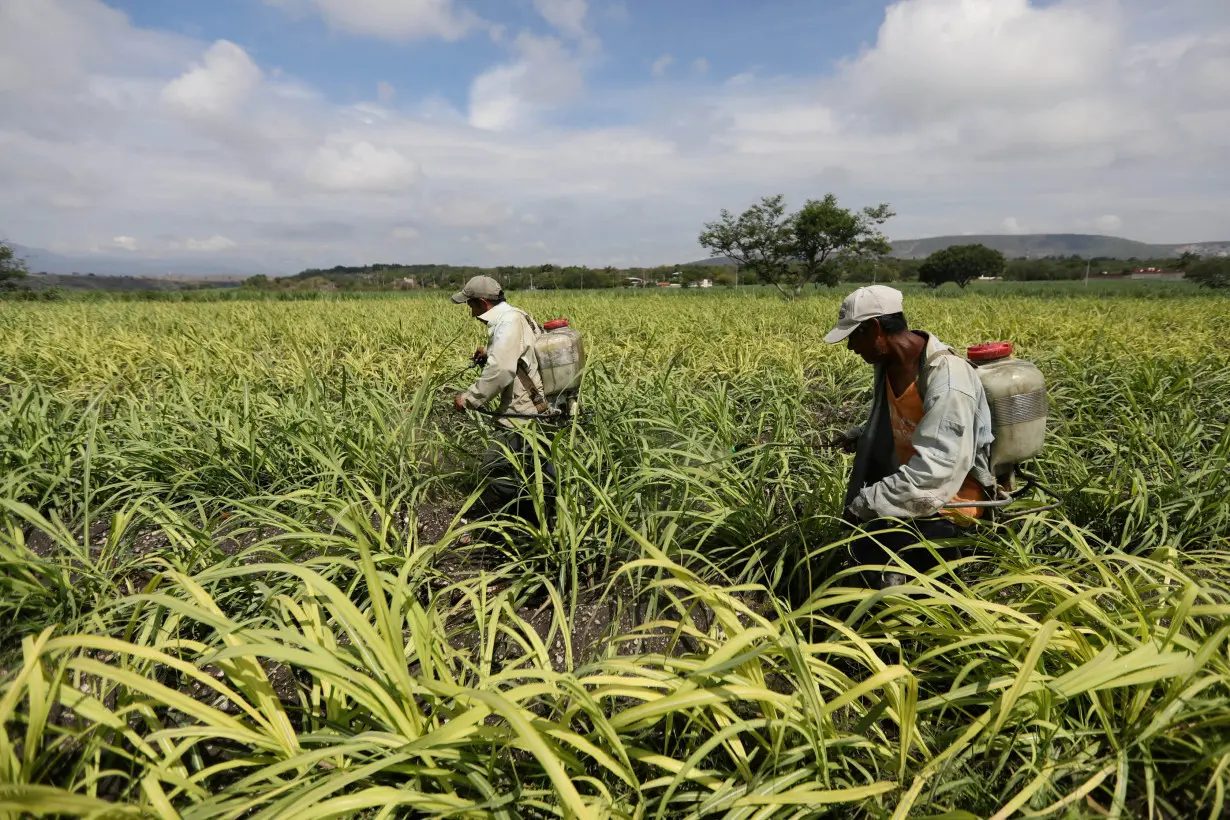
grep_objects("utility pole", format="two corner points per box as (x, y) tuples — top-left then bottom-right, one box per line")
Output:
(1084, 259), (1091, 286)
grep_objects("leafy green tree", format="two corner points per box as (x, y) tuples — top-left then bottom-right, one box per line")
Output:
(841, 256), (899, 283)
(580, 267), (609, 289)
(1, 240), (29, 290)
(919, 244), (1006, 289)
(791, 195), (894, 293)
(1185, 258), (1230, 289)
(243, 274), (270, 289)
(698, 195), (795, 294)
(1177, 251), (1201, 270)
(699, 194), (895, 298)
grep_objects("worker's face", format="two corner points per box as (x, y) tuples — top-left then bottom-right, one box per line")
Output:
(467, 297), (491, 319)
(846, 319), (887, 365)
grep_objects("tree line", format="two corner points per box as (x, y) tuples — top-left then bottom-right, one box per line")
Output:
(243, 262), (743, 293)
(240, 250), (1228, 295)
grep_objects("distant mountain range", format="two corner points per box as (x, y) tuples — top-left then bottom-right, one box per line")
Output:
(888, 234), (1230, 260)
(688, 234), (1230, 266)
(9, 244), (264, 279)
(24, 273), (241, 293)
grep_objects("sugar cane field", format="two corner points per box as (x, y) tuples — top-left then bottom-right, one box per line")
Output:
(2, 284), (1230, 819)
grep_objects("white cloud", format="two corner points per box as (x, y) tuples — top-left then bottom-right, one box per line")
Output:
(113, 235), (139, 251)
(533, 0), (587, 39)
(845, 0), (1119, 121)
(729, 102), (838, 139)
(390, 226), (420, 240)
(271, 0), (480, 41)
(185, 235), (237, 251)
(652, 54), (674, 77)
(468, 66), (525, 131)
(304, 140), (420, 192)
(1095, 214), (1123, 233)
(1002, 217), (1027, 235)
(468, 33), (584, 131)
(692, 57), (710, 76)
(161, 40), (262, 118)
(521, 213), (541, 225)
(1125, 31), (1230, 110)
(377, 80), (396, 104)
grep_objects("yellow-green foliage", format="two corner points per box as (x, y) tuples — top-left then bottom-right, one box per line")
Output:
(1, 287), (1229, 818)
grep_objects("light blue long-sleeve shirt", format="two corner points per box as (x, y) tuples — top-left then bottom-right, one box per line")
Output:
(846, 332), (996, 520)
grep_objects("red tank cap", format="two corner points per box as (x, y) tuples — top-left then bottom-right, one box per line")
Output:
(968, 341), (1014, 361)
(543, 318), (569, 331)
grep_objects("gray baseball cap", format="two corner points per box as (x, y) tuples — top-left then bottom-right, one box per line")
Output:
(450, 275), (504, 304)
(824, 286), (905, 343)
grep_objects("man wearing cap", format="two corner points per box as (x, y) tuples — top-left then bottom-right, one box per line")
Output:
(450, 275), (554, 521)
(825, 285), (995, 586)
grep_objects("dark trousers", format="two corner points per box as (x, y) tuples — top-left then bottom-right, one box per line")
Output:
(848, 516), (963, 583)
(476, 430), (556, 526)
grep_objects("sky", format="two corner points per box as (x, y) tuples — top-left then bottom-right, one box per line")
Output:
(1, 0), (1228, 274)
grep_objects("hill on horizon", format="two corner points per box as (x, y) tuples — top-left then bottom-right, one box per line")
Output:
(888, 234), (1230, 260)
(8, 244), (269, 279)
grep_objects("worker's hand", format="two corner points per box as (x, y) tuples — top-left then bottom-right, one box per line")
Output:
(472, 346), (488, 366)
(837, 426), (862, 454)
(453, 394), (468, 412)
(842, 505), (865, 527)
(845, 493), (874, 525)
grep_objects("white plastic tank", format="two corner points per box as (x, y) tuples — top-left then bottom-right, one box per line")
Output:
(534, 318), (586, 400)
(968, 342), (1047, 479)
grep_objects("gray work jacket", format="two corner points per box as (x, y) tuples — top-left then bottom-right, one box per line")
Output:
(463, 302), (544, 427)
(845, 332), (996, 520)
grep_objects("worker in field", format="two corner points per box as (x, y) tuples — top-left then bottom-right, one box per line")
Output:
(825, 285), (995, 588)
(451, 275), (555, 525)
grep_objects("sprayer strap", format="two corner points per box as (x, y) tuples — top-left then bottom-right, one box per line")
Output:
(508, 307), (549, 414)
(915, 346), (957, 399)
(516, 367), (549, 414)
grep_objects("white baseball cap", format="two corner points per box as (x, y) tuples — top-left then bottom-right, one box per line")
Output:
(824, 286), (905, 344)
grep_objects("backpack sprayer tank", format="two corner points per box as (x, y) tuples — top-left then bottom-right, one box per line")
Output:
(967, 342), (1048, 483)
(535, 318), (586, 415)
